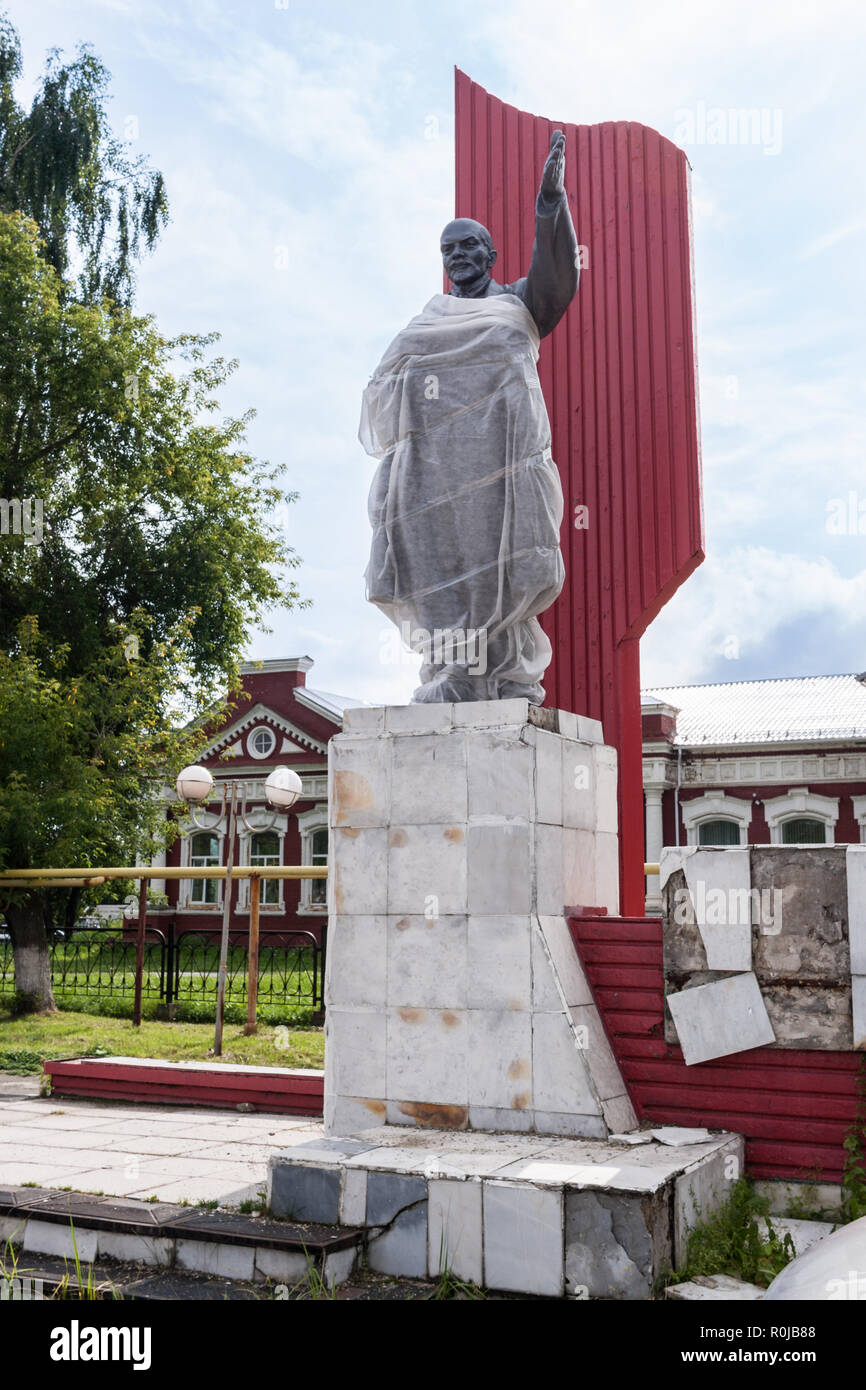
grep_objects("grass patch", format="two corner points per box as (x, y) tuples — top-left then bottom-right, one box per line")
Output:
(672, 1179), (796, 1289)
(0, 1048), (46, 1075)
(0, 1008), (324, 1072)
(10, 995), (316, 1027)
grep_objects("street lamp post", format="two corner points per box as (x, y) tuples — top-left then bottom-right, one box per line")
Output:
(176, 763), (303, 1055)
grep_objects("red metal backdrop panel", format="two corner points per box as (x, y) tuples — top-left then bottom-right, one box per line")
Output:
(569, 914), (861, 1182)
(454, 71), (704, 913)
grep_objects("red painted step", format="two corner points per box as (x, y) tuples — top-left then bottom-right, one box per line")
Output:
(44, 1056), (324, 1116)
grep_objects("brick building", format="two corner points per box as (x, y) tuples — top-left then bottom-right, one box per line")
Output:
(642, 673), (866, 913)
(153, 657), (364, 943)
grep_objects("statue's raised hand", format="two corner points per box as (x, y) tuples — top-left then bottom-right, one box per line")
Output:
(540, 129), (566, 196)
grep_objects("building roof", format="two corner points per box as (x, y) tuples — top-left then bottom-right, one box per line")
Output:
(240, 657), (314, 674)
(297, 687), (369, 721)
(642, 674), (866, 747)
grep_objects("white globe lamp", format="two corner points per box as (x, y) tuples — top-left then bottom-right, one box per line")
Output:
(176, 764), (214, 803)
(264, 765), (303, 809)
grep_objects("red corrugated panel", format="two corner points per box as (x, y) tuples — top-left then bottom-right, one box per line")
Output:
(568, 913), (862, 1183)
(454, 72), (704, 913)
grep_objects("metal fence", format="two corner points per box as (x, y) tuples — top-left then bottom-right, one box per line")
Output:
(0, 922), (324, 1015)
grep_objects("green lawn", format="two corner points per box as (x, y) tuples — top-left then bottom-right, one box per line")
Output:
(0, 1009), (325, 1073)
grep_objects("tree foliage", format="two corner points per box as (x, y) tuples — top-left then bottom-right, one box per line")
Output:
(0, 614), (220, 876)
(0, 10), (168, 304)
(0, 211), (305, 683)
(0, 19), (309, 1010)
(0, 613), (230, 1011)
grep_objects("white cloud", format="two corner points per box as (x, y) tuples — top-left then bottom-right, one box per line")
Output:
(641, 546), (866, 685)
(800, 216), (866, 260)
(474, 0), (866, 129)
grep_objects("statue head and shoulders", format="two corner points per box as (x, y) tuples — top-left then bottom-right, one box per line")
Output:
(438, 131), (576, 339)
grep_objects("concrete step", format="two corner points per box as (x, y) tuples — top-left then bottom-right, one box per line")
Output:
(268, 1123), (745, 1299)
(666, 1273), (765, 1300)
(0, 1186), (363, 1289)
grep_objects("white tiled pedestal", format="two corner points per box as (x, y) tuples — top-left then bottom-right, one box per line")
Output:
(324, 700), (635, 1141)
(267, 1126), (744, 1299)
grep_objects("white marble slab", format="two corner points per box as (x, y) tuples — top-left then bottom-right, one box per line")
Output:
(847, 846), (866, 975)
(667, 973), (775, 1064)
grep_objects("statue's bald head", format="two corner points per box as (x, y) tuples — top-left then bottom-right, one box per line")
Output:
(440, 218), (497, 293)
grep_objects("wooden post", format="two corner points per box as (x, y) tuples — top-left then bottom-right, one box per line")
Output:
(132, 876), (148, 1028)
(214, 783), (237, 1057)
(244, 873), (261, 1035)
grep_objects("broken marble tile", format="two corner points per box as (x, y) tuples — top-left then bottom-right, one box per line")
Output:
(650, 1127), (715, 1146)
(666, 973), (775, 1065)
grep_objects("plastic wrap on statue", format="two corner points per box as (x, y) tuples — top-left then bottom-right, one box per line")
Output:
(359, 292), (565, 705)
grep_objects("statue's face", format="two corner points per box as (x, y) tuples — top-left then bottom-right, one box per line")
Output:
(440, 219), (496, 286)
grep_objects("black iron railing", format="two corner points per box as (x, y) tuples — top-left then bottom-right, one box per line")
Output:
(0, 921), (324, 1015)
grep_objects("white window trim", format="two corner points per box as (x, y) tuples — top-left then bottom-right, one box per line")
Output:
(681, 791), (752, 846)
(247, 724), (277, 760)
(178, 813), (225, 910)
(236, 809), (289, 912)
(296, 804), (329, 916)
(763, 787), (839, 844)
(852, 795), (866, 844)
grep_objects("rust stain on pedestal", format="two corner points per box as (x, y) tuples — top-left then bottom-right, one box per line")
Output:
(334, 771), (375, 822)
(398, 1101), (468, 1129)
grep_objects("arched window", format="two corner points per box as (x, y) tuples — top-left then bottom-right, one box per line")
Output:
(781, 817), (828, 844)
(680, 792), (752, 846)
(251, 830), (280, 905)
(311, 828), (328, 905)
(764, 789), (838, 844)
(190, 832), (219, 904)
(698, 819), (742, 846)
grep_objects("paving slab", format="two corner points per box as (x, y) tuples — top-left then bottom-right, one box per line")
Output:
(125, 1176), (265, 1204)
(0, 1162), (86, 1184)
(666, 1274), (765, 1300)
(0, 1144), (141, 1170)
(0, 1075), (326, 1205)
(0, 1074), (42, 1098)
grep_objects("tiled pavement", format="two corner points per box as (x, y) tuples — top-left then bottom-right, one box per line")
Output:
(0, 1071), (325, 1205)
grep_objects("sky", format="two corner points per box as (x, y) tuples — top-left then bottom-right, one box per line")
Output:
(8, 0), (866, 703)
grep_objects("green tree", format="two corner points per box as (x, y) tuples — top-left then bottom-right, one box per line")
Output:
(0, 11), (168, 304)
(0, 616), (227, 1011)
(0, 211), (304, 680)
(0, 213), (307, 1009)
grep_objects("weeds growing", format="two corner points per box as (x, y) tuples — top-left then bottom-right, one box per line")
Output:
(673, 1179), (796, 1288)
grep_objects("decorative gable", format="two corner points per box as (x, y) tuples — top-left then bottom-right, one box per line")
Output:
(200, 702), (328, 761)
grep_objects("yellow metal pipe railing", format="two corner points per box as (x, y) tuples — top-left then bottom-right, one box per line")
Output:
(0, 865), (326, 884)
